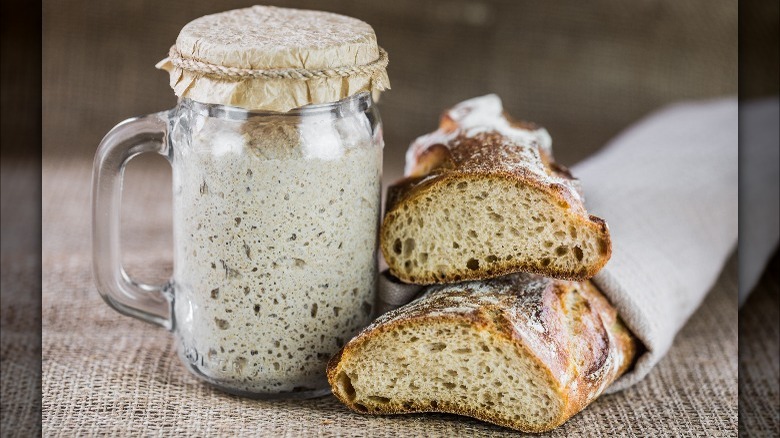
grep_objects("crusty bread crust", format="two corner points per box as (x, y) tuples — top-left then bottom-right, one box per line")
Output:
(381, 128), (612, 284)
(327, 274), (636, 432)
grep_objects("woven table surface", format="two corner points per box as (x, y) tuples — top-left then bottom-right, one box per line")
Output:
(31, 159), (746, 436)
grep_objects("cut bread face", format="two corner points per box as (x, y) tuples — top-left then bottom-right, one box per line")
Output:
(330, 319), (563, 432)
(382, 173), (611, 284)
(327, 274), (636, 432)
(381, 94), (612, 285)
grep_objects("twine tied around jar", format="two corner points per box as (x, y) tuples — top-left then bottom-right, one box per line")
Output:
(158, 6), (390, 111)
(167, 45), (389, 86)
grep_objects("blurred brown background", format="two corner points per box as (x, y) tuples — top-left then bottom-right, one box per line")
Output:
(42, 0), (746, 182)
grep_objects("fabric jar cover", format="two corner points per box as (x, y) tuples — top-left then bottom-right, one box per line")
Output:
(156, 5), (390, 112)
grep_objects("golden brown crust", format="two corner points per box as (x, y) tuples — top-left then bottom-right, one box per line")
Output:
(383, 175), (426, 214)
(381, 98), (612, 285)
(327, 273), (636, 432)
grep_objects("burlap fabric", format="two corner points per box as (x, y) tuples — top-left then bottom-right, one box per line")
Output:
(739, 252), (780, 436)
(1, 161), (42, 437)
(37, 158), (742, 436)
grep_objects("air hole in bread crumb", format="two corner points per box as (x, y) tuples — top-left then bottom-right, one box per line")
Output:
(443, 382), (456, 389)
(555, 246), (568, 256)
(354, 403), (368, 412)
(428, 342), (446, 352)
(486, 255), (498, 263)
(404, 238), (415, 256)
(544, 241), (553, 248)
(554, 231), (566, 239)
(489, 212), (503, 222)
(393, 239), (402, 254)
(337, 372), (356, 401)
(574, 246), (584, 261)
(457, 182), (468, 190)
(468, 230), (478, 238)
(409, 336), (419, 342)
(454, 348), (471, 354)
(569, 226), (578, 238)
(466, 258), (480, 270)
(541, 258), (551, 267)
(430, 400), (438, 408)
(419, 252), (428, 263)
(452, 242), (460, 249)
(369, 396), (391, 404)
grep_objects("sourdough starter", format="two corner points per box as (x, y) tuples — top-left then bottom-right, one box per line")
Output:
(172, 112), (380, 394)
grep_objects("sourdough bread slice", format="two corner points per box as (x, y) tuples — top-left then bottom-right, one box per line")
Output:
(327, 273), (636, 433)
(381, 95), (611, 284)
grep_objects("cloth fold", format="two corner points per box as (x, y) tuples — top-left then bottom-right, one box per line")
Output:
(378, 98), (739, 392)
(376, 272), (423, 316)
(575, 98), (738, 391)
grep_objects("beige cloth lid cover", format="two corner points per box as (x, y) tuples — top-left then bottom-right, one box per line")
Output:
(156, 6), (390, 111)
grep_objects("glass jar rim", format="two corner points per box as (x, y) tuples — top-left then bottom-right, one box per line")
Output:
(180, 92), (373, 121)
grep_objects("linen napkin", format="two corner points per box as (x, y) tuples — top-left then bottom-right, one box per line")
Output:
(378, 97), (739, 392)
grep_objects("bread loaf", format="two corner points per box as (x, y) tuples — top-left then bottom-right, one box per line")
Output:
(327, 273), (636, 432)
(380, 95), (611, 284)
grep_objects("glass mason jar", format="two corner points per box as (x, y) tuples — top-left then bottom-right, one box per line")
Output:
(92, 92), (382, 398)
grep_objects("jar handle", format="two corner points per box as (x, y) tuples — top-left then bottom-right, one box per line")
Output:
(91, 110), (175, 330)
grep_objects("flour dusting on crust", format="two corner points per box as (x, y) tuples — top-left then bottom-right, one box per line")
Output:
(402, 95), (581, 205)
(405, 94), (552, 176)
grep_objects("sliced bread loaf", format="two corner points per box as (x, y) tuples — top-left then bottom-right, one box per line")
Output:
(327, 273), (636, 433)
(381, 94), (611, 284)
